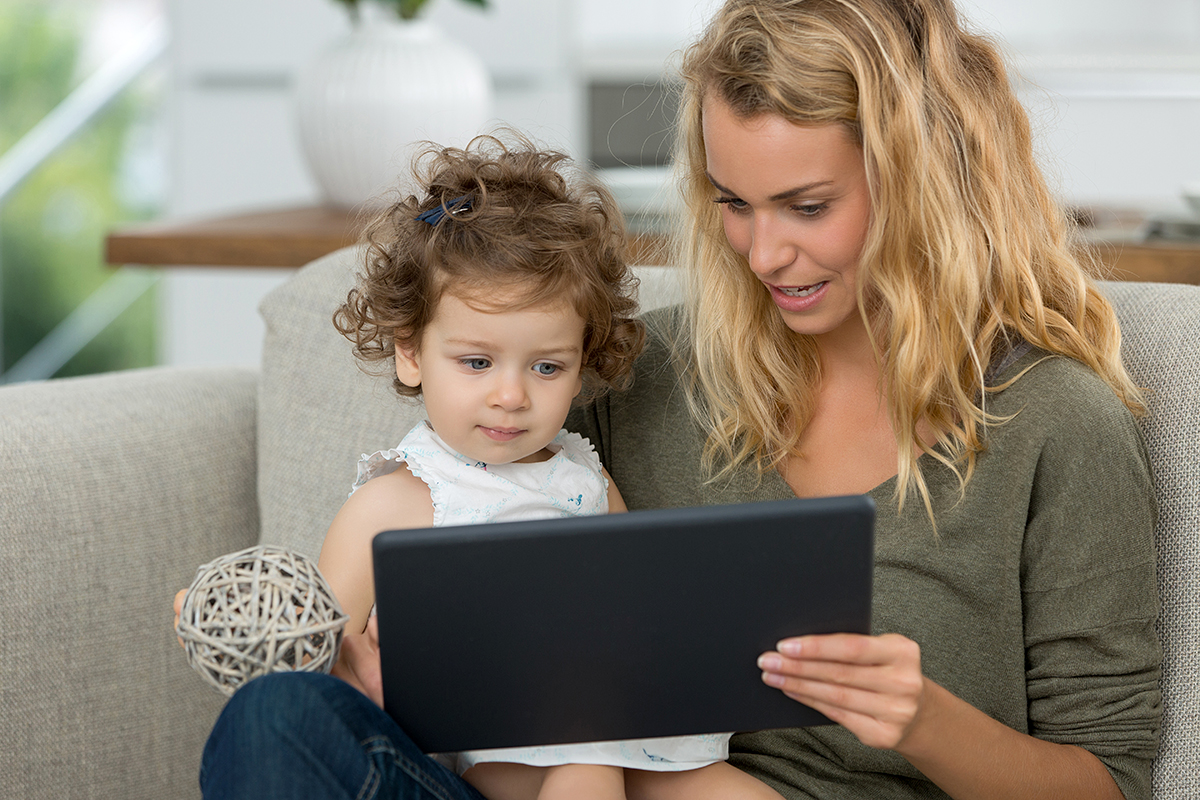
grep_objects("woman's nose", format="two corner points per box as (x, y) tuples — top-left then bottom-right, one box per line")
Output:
(747, 214), (795, 277)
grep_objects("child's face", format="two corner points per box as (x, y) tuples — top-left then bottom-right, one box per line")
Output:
(395, 292), (586, 465)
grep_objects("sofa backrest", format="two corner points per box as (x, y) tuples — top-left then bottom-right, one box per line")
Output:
(1102, 281), (1200, 799)
(256, 249), (1198, 794)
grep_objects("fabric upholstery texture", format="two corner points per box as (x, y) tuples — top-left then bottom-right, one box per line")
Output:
(257, 245), (425, 559)
(0, 367), (259, 800)
(1102, 281), (1200, 799)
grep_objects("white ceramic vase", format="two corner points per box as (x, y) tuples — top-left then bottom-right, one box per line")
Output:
(295, 16), (492, 209)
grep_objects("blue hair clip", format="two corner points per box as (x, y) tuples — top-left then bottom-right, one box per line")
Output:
(415, 194), (473, 226)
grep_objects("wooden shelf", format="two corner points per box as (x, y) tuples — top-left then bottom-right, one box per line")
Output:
(1087, 239), (1200, 285)
(105, 205), (1200, 285)
(106, 205), (673, 269)
(105, 206), (365, 268)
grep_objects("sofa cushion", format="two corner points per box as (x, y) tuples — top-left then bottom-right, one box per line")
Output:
(0, 367), (259, 800)
(257, 246), (418, 558)
(1101, 281), (1200, 798)
(256, 246), (684, 558)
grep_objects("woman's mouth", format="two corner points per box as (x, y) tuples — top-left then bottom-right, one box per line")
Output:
(778, 282), (827, 297)
(767, 280), (831, 312)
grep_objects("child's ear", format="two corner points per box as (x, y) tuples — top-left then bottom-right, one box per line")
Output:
(394, 341), (422, 388)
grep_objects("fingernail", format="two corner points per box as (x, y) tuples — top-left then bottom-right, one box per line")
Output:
(778, 639), (802, 656)
(758, 653), (782, 671)
(762, 671), (785, 687)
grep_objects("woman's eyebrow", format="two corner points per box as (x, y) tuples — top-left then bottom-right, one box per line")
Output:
(706, 172), (834, 202)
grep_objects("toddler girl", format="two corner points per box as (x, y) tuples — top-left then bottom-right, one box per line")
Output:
(321, 136), (780, 800)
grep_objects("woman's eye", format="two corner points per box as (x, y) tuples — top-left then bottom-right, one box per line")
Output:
(713, 196), (749, 213)
(462, 358), (490, 370)
(533, 363), (559, 376)
(795, 203), (828, 218)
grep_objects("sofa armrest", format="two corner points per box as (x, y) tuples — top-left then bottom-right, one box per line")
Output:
(0, 366), (259, 800)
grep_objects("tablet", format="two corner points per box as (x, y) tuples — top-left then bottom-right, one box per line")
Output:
(371, 495), (875, 754)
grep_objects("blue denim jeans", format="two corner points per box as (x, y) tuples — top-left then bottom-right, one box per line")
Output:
(200, 672), (486, 800)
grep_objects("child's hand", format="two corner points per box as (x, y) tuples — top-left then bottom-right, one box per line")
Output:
(172, 589), (187, 648)
(332, 616), (384, 708)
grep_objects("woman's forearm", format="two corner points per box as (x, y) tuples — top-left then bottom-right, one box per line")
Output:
(760, 634), (1128, 800)
(895, 679), (1124, 800)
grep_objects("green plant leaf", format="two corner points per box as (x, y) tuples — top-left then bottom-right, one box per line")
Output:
(332, 0), (360, 23)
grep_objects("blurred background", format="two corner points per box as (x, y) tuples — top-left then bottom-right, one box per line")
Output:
(2, 0), (1199, 381)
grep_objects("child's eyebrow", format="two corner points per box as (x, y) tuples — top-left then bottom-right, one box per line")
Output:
(535, 345), (583, 358)
(444, 338), (581, 357)
(444, 338), (495, 349)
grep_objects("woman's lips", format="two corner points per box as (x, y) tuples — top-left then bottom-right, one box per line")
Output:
(768, 280), (830, 311)
(778, 282), (826, 297)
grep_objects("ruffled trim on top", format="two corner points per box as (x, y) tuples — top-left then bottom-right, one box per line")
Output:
(556, 428), (598, 462)
(349, 422), (460, 526)
(349, 447), (406, 497)
(550, 428), (604, 478)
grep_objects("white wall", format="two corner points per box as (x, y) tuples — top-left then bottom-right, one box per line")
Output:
(163, 0), (1200, 368)
(963, 0), (1200, 210)
(163, 0), (577, 368)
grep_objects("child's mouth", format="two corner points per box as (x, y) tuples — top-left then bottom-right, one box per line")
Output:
(480, 426), (524, 441)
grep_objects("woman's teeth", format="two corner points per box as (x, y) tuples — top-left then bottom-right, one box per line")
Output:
(780, 283), (825, 297)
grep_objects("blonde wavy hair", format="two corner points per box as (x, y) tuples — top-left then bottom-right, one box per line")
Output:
(675, 0), (1143, 513)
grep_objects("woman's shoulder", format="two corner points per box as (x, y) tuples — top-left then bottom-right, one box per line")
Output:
(991, 348), (1139, 431)
(604, 304), (689, 401)
(639, 304), (685, 357)
(983, 348), (1152, 497)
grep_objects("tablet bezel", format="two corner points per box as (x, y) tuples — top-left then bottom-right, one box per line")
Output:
(372, 495), (875, 753)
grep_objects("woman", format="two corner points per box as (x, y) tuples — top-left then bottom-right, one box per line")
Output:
(198, 1), (1161, 798)
(571, 0), (1160, 798)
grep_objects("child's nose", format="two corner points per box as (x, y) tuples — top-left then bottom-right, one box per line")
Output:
(488, 373), (529, 410)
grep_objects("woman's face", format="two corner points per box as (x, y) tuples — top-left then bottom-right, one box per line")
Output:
(702, 97), (872, 342)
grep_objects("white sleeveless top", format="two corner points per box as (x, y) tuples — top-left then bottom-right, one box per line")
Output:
(351, 421), (608, 521)
(353, 421), (730, 774)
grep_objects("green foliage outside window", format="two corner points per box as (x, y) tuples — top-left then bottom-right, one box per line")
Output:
(0, 1), (158, 379)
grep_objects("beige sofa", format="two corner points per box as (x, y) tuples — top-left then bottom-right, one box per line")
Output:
(1, 247), (1197, 799)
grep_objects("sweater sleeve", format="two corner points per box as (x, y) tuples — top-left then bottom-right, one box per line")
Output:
(1019, 359), (1162, 800)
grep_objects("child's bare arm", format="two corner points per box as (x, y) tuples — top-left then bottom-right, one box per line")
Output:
(602, 467), (627, 514)
(318, 466), (434, 634)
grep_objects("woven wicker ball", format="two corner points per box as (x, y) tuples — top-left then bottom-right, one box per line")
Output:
(177, 545), (350, 696)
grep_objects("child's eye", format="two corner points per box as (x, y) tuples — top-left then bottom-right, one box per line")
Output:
(533, 363), (559, 376)
(462, 358), (491, 371)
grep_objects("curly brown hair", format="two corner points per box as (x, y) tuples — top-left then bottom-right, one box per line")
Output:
(333, 134), (645, 400)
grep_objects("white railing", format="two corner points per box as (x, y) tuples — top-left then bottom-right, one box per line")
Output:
(0, 19), (168, 384)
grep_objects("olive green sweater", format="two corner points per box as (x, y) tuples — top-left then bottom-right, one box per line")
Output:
(566, 313), (1161, 800)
